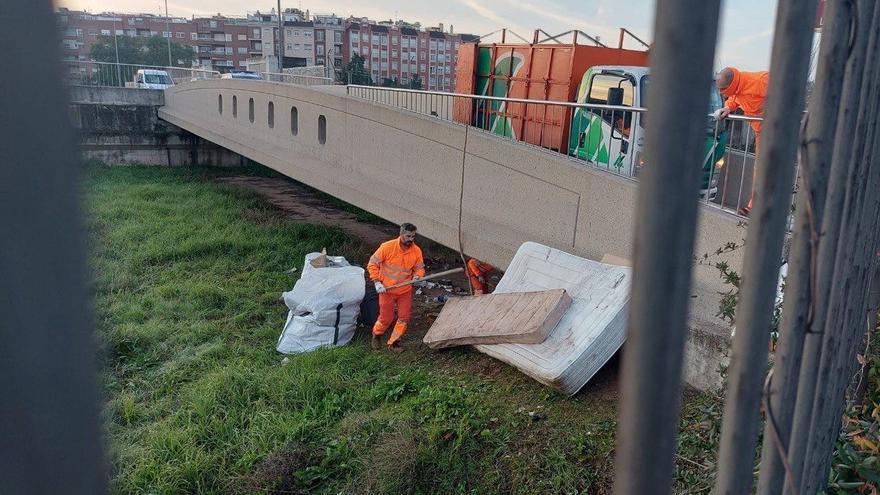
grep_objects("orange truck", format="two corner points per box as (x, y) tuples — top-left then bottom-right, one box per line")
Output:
(452, 31), (729, 198)
(453, 32), (648, 152)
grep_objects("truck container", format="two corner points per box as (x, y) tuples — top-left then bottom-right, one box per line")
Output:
(452, 31), (728, 200)
(453, 36), (649, 151)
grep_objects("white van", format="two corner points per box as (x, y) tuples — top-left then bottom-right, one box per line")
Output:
(132, 69), (175, 89)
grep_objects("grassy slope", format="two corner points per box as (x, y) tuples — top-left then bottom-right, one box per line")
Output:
(88, 166), (722, 494)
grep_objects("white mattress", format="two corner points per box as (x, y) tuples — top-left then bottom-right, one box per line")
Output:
(474, 242), (631, 395)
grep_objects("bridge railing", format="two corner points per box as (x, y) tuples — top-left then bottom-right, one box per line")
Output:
(261, 72), (334, 86)
(61, 60), (219, 88)
(347, 84), (763, 216)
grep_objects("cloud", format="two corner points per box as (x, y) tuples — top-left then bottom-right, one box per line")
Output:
(499, 0), (619, 40)
(730, 28), (773, 48)
(457, 0), (508, 26)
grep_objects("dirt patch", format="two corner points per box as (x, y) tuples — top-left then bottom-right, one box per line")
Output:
(218, 176), (399, 250)
(232, 443), (316, 495)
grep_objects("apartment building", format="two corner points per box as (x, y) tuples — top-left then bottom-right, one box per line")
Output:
(57, 8), (477, 88)
(344, 21), (477, 91)
(260, 21), (315, 67)
(58, 8), (261, 71)
(313, 14), (345, 71)
(191, 17), (251, 70)
(57, 9), (195, 64)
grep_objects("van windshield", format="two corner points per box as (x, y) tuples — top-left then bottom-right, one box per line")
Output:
(145, 74), (173, 85)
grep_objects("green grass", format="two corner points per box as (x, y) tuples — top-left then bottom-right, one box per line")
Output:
(88, 165), (724, 494)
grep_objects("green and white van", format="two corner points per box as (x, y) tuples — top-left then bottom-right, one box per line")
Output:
(568, 66), (728, 198)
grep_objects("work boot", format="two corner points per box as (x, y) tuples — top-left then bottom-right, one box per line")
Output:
(387, 341), (405, 354)
(371, 334), (382, 351)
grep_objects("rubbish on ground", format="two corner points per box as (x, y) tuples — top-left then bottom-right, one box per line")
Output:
(277, 251), (365, 354)
(359, 286), (379, 327)
(426, 295), (448, 304)
(309, 247), (329, 268)
(286, 267), (299, 274)
(308, 247), (345, 269)
(473, 242), (632, 395)
(423, 289), (572, 349)
(383, 267), (464, 290)
(528, 411), (547, 422)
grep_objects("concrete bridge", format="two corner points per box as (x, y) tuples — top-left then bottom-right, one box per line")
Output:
(155, 80), (746, 390)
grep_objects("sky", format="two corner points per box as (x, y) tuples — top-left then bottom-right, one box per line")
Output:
(56, 0), (785, 71)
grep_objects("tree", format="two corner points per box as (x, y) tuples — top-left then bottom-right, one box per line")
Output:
(90, 35), (194, 67)
(338, 54), (371, 85)
(408, 75), (423, 90)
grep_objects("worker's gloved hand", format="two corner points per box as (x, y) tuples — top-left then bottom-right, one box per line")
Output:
(713, 108), (730, 121)
(374, 281), (386, 294)
(411, 275), (425, 287)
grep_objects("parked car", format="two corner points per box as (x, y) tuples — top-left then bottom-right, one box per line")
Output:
(220, 71), (263, 80)
(132, 69), (174, 89)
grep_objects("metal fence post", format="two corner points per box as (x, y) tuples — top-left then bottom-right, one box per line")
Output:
(801, 54), (880, 492)
(1, 0), (106, 493)
(784, 2), (880, 491)
(612, 1), (721, 493)
(713, 1), (819, 492)
(757, 0), (873, 492)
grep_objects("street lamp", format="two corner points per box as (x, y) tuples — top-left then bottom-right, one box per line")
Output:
(112, 18), (122, 86)
(164, 0), (172, 66)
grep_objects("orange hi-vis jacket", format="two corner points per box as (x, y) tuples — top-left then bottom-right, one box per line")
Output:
(368, 238), (426, 295)
(722, 68), (769, 134)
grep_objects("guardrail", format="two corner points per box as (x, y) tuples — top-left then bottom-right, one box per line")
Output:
(261, 72), (334, 86)
(346, 84), (765, 216)
(61, 60), (219, 88)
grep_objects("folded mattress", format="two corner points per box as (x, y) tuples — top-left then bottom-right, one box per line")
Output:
(474, 242), (632, 395)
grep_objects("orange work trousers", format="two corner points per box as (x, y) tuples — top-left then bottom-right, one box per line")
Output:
(372, 290), (413, 345)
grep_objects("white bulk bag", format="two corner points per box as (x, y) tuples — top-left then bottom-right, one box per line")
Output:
(277, 252), (365, 354)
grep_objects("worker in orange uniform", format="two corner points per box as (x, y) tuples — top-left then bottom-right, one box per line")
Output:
(466, 258), (494, 295)
(368, 223), (425, 353)
(714, 67), (769, 217)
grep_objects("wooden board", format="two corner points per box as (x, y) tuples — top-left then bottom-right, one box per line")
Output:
(423, 289), (572, 349)
(600, 253), (631, 267)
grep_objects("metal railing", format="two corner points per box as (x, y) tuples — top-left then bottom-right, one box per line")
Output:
(281, 65), (331, 79)
(261, 72), (334, 86)
(346, 84), (764, 216)
(61, 60), (335, 89)
(61, 60), (219, 88)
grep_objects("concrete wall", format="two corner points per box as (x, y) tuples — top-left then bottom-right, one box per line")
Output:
(160, 80), (745, 390)
(68, 86), (245, 166)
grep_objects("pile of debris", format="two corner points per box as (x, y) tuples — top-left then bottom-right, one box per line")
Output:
(423, 242), (632, 395)
(274, 243), (632, 396)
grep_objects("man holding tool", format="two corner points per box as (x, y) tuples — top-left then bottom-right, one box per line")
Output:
(368, 223), (426, 353)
